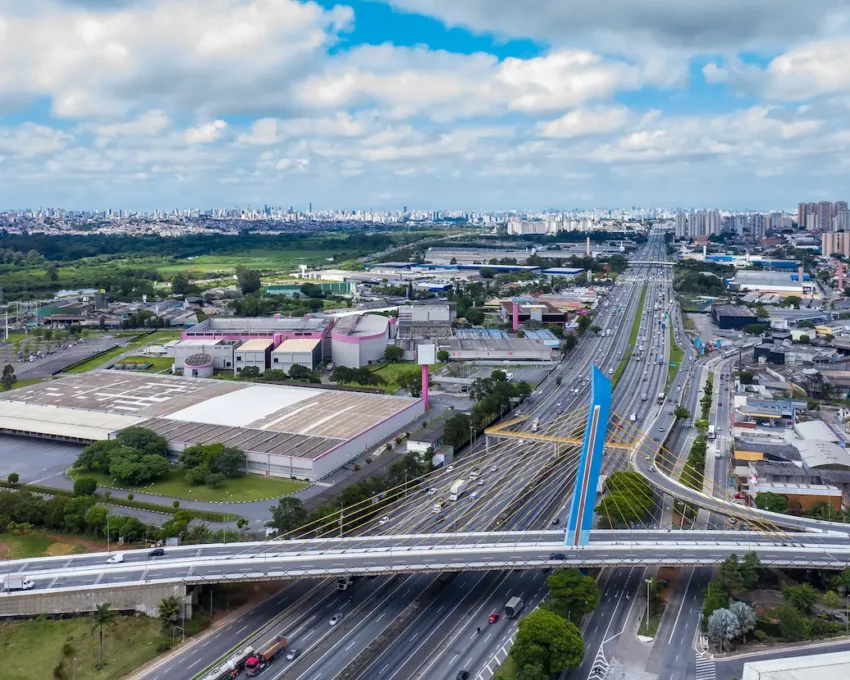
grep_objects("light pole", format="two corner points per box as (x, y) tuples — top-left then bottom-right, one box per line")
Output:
(172, 625), (185, 646)
(72, 657), (77, 680)
(106, 515), (110, 555)
(645, 578), (652, 633)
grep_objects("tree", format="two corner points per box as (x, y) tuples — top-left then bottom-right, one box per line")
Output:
(443, 412), (471, 450)
(171, 272), (190, 295)
(115, 427), (168, 458)
(736, 370), (754, 385)
(562, 333), (577, 353)
(718, 554), (746, 599)
(92, 603), (116, 669)
(240, 365), (261, 379)
(673, 406), (691, 421)
(546, 569), (600, 621)
(384, 345), (404, 363)
(287, 364), (313, 381)
(822, 590), (843, 612)
(785, 295), (802, 309)
(511, 608), (584, 675)
(589, 325), (602, 335)
(158, 595), (182, 634)
(437, 349), (450, 362)
(516, 662), (549, 680)
(729, 601), (757, 643)
(782, 583), (819, 614)
(7, 472), (18, 486)
(754, 492), (788, 514)
(798, 334), (811, 344)
(73, 477), (98, 497)
(236, 266), (262, 294)
(270, 497), (309, 535)
(707, 608), (740, 651)
(465, 308), (485, 325)
(396, 369), (423, 397)
(740, 552), (762, 590)
(1, 364), (17, 391)
(774, 603), (810, 641)
(577, 314), (592, 333)
(479, 267), (495, 279)
(46, 262), (58, 281)
(84, 505), (108, 536)
(754, 305), (769, 319)
(742, 323), (768, 335)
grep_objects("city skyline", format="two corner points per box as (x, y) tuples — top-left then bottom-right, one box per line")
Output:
(1, 1), (850, 209)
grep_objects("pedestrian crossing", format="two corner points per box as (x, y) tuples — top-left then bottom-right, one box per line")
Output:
(695, 654), (716, 680)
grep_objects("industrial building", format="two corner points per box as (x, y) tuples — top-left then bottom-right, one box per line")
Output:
(330, 314), (391, 368)
(234, 339), (273, 374)
(0, 372), (424, 481)
(728, 270), (811, 297)
(711, 305), (759, 330)
(423, 247), (533, 265)
(439, 338), (553, 361)
(271, 339), (322, 372)
(183, 316), (334, 357)
(171, 339), (240, 371)
(743, 650), (850, 680)
(498, 299), (567, 325)
(264, 281), (356, 297)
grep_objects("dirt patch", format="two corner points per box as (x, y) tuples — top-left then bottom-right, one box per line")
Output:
(44, 543), (75, 556)
(0, 541), (10, 556)
(41, 533), (107, 553)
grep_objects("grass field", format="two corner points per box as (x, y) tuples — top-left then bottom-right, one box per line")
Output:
(114, 356), (174, 373)
(4, 377), (45, 392)
(0, 614), (165, 680)
(0, 531), (103, 559)
(70, 468), (308, 502)
(156, 250), (346, 275)
(666, 324), (684, 392)
(64, 331), (182, 375)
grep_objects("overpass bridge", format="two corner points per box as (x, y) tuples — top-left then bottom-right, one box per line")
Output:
(3, 368), (849, 615)
(629, 260), (674, 266)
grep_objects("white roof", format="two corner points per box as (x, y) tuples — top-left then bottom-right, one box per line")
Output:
(238, 339), (274, 351)
(796, 439), (850, 469)
(743, 650), (850, 680)
(164, 385), (315, 428)
(0, 401), (146, 441)
(795, 420), (839, 442)
(272, 338), (321, 354)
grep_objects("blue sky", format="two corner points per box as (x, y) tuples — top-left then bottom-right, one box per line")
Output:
(1, 0), (849, 210)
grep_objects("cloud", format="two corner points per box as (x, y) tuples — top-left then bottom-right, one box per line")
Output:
(185, 120), (227, 143)
(536, 106), (629, 139)
(764, 39), (850, 100)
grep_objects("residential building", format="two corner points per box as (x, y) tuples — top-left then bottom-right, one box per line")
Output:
(822, 231), (850, 258)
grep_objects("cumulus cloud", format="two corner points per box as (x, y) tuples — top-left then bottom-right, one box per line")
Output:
(186, 120), (227, 144)
(537, 106), (630, 139)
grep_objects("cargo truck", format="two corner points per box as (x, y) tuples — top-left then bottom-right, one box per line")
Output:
(198, 646), (256, 680)
(505, 596), (525, 619)
(3, 575), (34, 591)
(337, 575), (360, 591)
(449, 479), (468, 502)
(245, 635), (288, 676)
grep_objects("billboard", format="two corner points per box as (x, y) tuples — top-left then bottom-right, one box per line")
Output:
(417, 344), (436, 365)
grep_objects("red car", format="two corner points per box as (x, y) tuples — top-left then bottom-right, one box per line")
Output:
(488, 612), (500, 624)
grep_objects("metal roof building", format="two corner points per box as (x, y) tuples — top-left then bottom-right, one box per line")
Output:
(0, 372), (424, 481)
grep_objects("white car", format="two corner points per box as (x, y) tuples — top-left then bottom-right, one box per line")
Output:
(446, 464), (454, 473)
(106, 554), (124, 564)
(329, 613), (343, 626)
(477, 479), (485, 486)
(379, 516), (390, 525)
(490, 465), (498, 473)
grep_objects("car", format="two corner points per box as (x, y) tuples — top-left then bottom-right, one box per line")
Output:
(435, 515), (446, 524)
(286, 648), (302, 661)
(644, 455), (651, 461)
(428, 488), (437, 496)
(549, 552), (567, 560)
(106, 553), (124, 564)
(489, 612), (500, 624)
(457, 672), (470, 680)
(556, 402), (562, 408)
(446, 465), (454, 472)
(490, 465), (498, 473)
(329, 613), (343, 626)
(477, 479), (484, 486)
(148, 548), (165, 557)
(551, 518), (561, 525)
(379, 516), (390, 525)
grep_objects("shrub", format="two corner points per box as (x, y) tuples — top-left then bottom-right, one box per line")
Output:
(365, 458), (373, 464)
(127, 493), (134, 501)
(173, 500), (180, 509)
(155, 636), (173, 653)
(205, 473), (226, 489)
(353, 464), (360, 472)
(61, 641), (74, 657)
(73, 477), (98, 497)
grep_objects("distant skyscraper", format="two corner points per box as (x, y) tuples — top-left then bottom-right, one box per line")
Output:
(836, 210), (850, 232)
(674, 210), (688, 238)
(750, 214), (766, 239)
(818, 201), (834, 231)
(823, 231), (850, 258)
(798, 202), (807, 228)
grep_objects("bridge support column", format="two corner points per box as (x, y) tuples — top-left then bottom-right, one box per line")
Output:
(565, 366), (612, 547)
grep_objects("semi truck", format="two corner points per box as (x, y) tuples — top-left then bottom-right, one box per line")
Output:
(3, 575), (34, 591)
(449, 479), (468, 502)
(337, 575), (360, 591)
(198, 646), (256, 680)
(245, 635), (288, 676)
(505, 596), (525, 619)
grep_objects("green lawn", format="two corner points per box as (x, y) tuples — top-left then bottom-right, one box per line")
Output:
(64, 331), (182, 375)
(666, 324), (684, 392)
(0, 614), (165, 680)
(4, 377), (45, 392)
(494, 655), (518, 678)
(0, 531), (102, 559)
(70, 468), (308, 502)
(156, 250), (347, 275)
(114, 356), (174, 373)
(612, 284), (646, 389)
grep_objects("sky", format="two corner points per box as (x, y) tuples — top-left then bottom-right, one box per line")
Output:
(2, 0), (850, 211)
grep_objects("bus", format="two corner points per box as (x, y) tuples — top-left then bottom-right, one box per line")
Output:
(707, 425), (716, 440)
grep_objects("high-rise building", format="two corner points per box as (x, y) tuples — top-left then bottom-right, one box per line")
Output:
(836, 210), (850, 232)
(750, 214), (766, 239)
(798, 203), (807, 228)
(674, 210), (688, 238)
(822, 232), (850, 258)
(818, 201), (834, 231)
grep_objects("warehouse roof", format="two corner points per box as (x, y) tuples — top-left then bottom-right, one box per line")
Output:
(0, 401), (145, 441)
(272, 338), (321, 353)
(742, 650), (850, 679)
(238, 339), (274, 351)
(795, 420), (841, 442)
(713, 305), (757, 318)
(796, 439), (850, 470)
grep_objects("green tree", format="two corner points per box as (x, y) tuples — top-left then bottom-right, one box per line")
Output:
(589, 325), (602, 335)
(92, 603), (116, 669)
(774, 603), (810, 641)
(754, 492), (788, 514)
(437, 349), (449, 362)
(46, 262), (59, 281)
(158, 595), (182, 634)
(562, 333), (577, 353)
(673, 406), (691, 421)
(384, 345), (404, 363)
(516, 662), (549, 680)
(115, 427), (168, 458)
(707, 608), (740, 651)
(717, 554), (746, 599)
(822, 590), (843, 612)
(84, 505), (108, 536)
(785, 295), (802, 308)
(240, 365), (261, 379)
(171, 272), (190, 295)
(740, 552), (762, 590)
(443, 412), (471, 450)
(754, 305), (769, 319)
(577, 314), (592, 333)
(270, 497), (309, 535)
(7, 472), (18, 486)
(736, 370), (754, 385)
(396, 369), (423, 397)
(235, 266), (262, 295)
(73, 477), (98, 497)
(742, 323), (768, 335)
(729, 601), (757, 643)
(465, 308), (485, 325)
(1, 364), (17, 391)
(546, 568), (600, 621)
(511, 608), (584, 675)
(782, 583), (819, 614)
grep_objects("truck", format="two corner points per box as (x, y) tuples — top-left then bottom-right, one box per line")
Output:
(3, 575), (34, 591)
(449, 479), (468, 502)
(657, 392), (665, 404)
(198, 646), (256, 680)
(505, 596), (525, 619)
(707, 424), (716, 440)
(337, 575), (360, 591)
(531, 417), (540, 432)
(245, 635), (288, 676)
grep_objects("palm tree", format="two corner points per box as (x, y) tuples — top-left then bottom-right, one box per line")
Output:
(158, 596), (182, 635)
(91, 602), (115, 669)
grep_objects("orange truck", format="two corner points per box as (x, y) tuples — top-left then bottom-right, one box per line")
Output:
(245, 635), (288, 676)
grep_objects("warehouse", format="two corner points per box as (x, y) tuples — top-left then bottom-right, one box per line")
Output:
(265, 281), (356, 297)
(234, 339), (273, 374)
(440, 338), (553, 361)
(171, 338), (240, 371)
(0, 372), (424, 481)
(184, 316), (333, 359)
(711, 305), (759, 330)
(271, 338), (322, 372)
(331, 314), (391, 367)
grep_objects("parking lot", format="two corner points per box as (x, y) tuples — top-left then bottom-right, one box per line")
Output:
(0, 435), (82, 486)
(0, 335), (119, 379)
